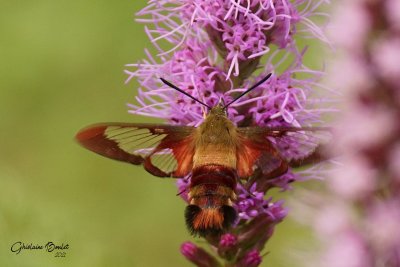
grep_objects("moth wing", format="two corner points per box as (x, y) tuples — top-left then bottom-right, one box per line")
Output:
(236, 130), (287, 179)
(236, 126), (330, 178)
(76, 123), (196, 178)
(259, 126), (331, 166)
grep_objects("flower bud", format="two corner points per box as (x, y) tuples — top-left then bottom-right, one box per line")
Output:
(238, 249), (262, 267)
(218, 233), (238, 260)
(180, 242), (220, 267)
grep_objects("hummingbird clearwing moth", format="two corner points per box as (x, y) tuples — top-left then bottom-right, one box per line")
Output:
(76, 73), (330, 236)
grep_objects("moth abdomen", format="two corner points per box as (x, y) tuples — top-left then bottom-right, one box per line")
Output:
(185, 164), (238, 236)
(191, 164), (237, 189)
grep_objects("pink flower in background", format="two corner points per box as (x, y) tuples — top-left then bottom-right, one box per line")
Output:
(127, 0), (331, 265)
(322, 232), (370, 267)
(372, 37), (400, 83)
(298, 1), (400, 266)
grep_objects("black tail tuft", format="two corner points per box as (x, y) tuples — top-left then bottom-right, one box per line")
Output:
(184, 205), (237, 237)
(185, 205), (202, 235)
(221, 205), (237, 228)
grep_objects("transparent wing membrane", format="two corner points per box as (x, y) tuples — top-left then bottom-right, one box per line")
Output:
(76, 123), (195, 177)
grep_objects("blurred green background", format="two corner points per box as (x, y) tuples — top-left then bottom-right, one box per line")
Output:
(0, 1), (318, 266)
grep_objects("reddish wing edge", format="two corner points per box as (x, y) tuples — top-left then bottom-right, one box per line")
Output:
(76, 124), (143, 164)
(236, 131), (287, 179)
(75, 123), (196, 178)
(236, 126), (331, 178)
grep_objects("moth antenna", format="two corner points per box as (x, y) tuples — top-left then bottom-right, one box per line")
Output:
(224, 73), (272, 109)
(190, 75), (208, 117)
(160, 78), (212, 110)
(218, 97), (226, 106)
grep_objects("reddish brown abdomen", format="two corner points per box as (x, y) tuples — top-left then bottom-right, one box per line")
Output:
(185, 164), (237, 236)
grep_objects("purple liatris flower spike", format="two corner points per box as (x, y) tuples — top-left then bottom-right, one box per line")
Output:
(127, 0), (332, 266)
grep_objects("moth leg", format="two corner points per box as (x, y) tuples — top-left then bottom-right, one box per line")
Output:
(245, 154), (289, 191)
(257, 151), (289, 179)
(237, 178), (257, 197)
(261, 160), (289, 179)
(289, 144), (329, 168)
